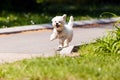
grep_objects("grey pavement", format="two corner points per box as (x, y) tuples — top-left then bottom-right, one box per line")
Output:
(0, 17), (118, 64)
(0, 24), (114, 64)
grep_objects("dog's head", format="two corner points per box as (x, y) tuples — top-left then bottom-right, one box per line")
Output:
(52, 14), (66, 31)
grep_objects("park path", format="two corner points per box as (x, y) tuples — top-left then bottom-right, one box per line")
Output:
(0, 23), (114, 64)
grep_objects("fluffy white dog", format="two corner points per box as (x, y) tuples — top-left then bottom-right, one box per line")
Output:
(50, 14), (74, 50)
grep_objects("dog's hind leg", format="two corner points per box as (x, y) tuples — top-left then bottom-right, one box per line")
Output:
(59, 39), (64, 48)
(56, 39), (64, 51)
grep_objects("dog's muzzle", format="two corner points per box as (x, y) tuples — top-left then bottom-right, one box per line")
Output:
(56, 23), (60, 28)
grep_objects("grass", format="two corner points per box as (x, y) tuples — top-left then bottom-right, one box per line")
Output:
(0, 10), (117, 28)
(0, 11), (53, 28)
(95, 23), (120, 54)
(0, 11), (96, 28)
(0, 51), (119, 80)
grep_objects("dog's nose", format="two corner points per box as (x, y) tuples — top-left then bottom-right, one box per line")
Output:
(56, 23), (58, 25)
(56, 23), (59, 28)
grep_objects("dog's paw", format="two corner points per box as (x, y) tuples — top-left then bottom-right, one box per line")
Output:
(56, 47), (63, 51)
(50, 34), (56, 41)
(50, 36), (54, 41)
(56, 45), (63, 51)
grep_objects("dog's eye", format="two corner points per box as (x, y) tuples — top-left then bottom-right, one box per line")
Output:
(59, 21), (61, 23)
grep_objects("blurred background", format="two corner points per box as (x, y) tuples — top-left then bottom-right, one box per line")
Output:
(0, 0), (119, 27)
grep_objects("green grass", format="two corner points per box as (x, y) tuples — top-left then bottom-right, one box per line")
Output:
(0, 47), (119, 80)
(0, 11), (96, 28)
(0, 11), (116, 28)
(95, 24), (120, 54)
(0, 11), (53, 28)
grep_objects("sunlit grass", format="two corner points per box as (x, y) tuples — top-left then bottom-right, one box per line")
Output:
(0, 11), (96, 28)
(0, 11), (53, 28)
(0, 11), (115, 28)
(0, 51), (119, 80)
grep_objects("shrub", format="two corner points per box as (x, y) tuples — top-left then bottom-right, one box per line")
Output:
(95, 22), (120, 54)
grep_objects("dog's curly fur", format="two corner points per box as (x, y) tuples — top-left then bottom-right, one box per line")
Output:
(50, 14), (74, 50)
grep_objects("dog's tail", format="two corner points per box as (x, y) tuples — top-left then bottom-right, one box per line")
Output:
(68, 16), (74, 28)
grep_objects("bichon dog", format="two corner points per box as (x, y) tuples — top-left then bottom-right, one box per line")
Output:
(50, 14), (74, 51)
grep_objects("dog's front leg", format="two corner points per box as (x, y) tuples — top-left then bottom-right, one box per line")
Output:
(50, 29), (57, 41)
(63, 39), (69, 47)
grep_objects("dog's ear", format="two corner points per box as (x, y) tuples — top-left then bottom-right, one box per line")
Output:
(51, 17), (55, 22)
(62, 14), (66, 20)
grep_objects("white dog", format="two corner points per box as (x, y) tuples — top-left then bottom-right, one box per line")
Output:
(50, 14), (74, 50)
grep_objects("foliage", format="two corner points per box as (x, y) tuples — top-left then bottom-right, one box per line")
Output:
(95, 22), (120, 54)
(100, 12), (118, 18)
(36, 0), (120, 4)
(0, 0), (120, 14)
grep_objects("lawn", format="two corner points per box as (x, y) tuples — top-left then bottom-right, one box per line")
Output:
(0, 49), (119, 80)
(0, 11), (52, 28)
(0, 11), (95, 28)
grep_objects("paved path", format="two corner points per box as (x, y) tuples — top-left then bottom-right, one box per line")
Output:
(0, 24), (114, 63)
